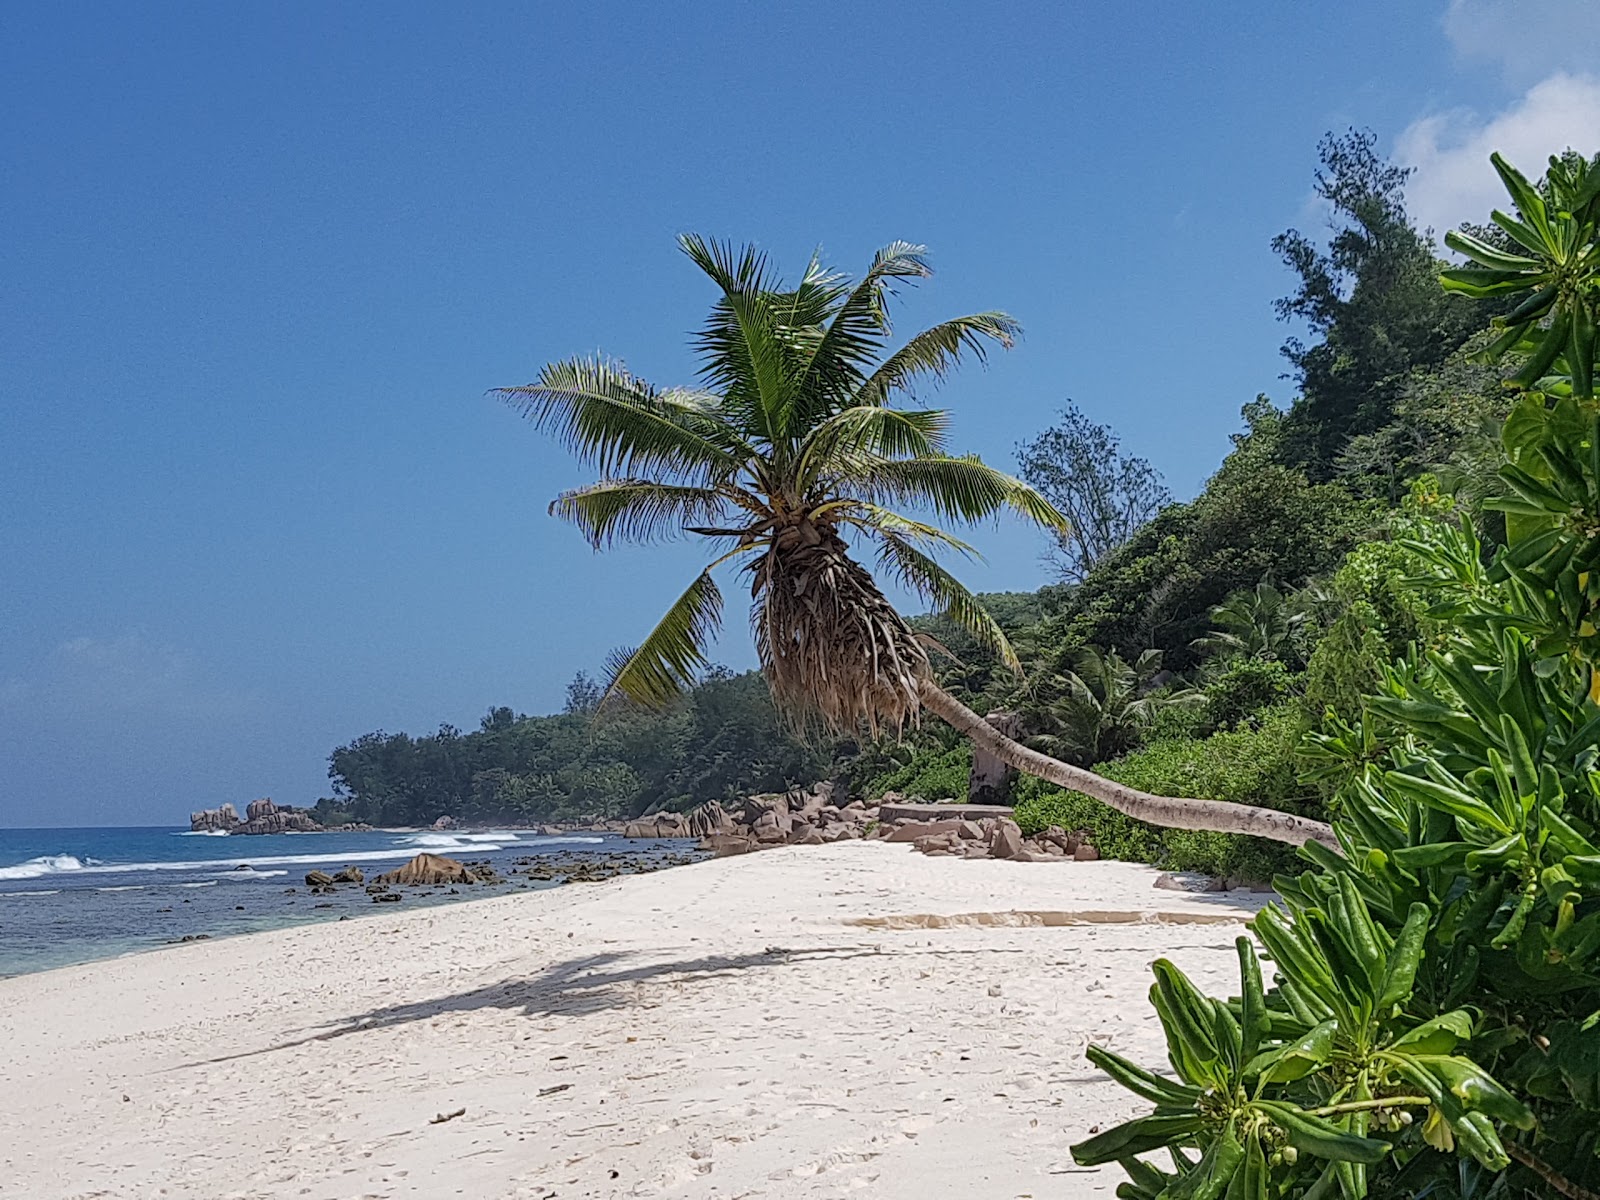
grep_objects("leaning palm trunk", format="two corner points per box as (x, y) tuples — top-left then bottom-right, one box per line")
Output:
(918, 679), (1340, 852)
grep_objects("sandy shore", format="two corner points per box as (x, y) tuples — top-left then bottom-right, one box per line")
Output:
(0, 841), (1267, 1200)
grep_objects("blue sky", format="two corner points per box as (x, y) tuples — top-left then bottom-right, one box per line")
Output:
(4, 1), (1598, 826)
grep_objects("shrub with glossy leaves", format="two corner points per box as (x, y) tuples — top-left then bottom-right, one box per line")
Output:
(1076, 152), (1600, 1200)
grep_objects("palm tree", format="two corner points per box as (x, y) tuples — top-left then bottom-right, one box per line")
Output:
(495, 237), (1335, 849)
(1029, 648), (1203, 765)
(1192, 582), (1307, 663)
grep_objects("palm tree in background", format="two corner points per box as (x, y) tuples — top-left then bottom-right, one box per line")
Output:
(1028, 648), (1202, 765)
(1192, 582), (1308, 663)
(495, 237), (1335, 849)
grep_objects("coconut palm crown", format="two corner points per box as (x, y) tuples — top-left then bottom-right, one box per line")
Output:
(495, 236), (1068, 733)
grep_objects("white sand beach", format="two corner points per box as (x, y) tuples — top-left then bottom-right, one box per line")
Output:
(1, 842), (1268, 1200)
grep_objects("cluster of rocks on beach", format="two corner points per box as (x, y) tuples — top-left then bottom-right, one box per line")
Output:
(287, 846), (702, 905)
(623, 781), (1100, 865)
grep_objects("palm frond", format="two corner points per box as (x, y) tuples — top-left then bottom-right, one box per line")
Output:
(493, 357), (740, 480)
(678, 234), (796, 445)
(846, 454), (1069, 531)
(874, 533), (1020, 672)
(550, 480), (733, 548)
(603, 569), (724, 708)
(835, 502), (980, 558)
(797, 241), (933, 415)
(795, 405), (950, 487)
(854, 313), (1021, 405)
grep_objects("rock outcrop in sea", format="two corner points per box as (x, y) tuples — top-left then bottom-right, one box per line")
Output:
(189, 803), (241, 832)
(189, 798), (323, 835)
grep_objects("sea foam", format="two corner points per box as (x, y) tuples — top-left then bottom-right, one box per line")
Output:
(0, 855), (87, 881)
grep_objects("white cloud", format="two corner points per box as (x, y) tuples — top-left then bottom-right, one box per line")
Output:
(1396, 73), (1600, 239)
(1444, 0), (1600, 83)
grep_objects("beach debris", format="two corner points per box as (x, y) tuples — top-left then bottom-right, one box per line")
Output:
(538, 1084), (573, 1098)
(429, 1106), (467, 1124)
(375, 852), (473, 886)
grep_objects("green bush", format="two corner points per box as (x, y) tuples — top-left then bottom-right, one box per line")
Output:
(866, 743), (972, 801)
(1013, 704), (1316, 879)
(1201, 656), (1295, 729)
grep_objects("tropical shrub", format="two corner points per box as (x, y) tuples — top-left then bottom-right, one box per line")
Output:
(1204, 658), (1297, 731)
(1074, 152), (1600, 1200)
(866, 743), (973, 801)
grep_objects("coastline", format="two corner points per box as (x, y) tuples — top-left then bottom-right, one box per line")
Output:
(0, 841), (1267, 1199)
(0, 826), (698, 978)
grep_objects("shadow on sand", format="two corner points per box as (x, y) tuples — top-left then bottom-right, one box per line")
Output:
(179, 944), (883, 1067)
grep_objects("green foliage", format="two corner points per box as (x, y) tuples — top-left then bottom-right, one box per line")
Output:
(1193, 582), (1308, 665)
(1301, 496), (1436, 724)
(1022, 647), (1204, 766)
(1203, 657), (1296, 730)
(327, 669), (830, 825)
(1081, 151), (1600, 1200)
(1273, 130), (1499, 475)
(1037, 403), (1379, 673)
(866, 743), (972, 801)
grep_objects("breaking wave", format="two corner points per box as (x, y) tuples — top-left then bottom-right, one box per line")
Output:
(0, 855), (88, 881)
(400, 832), (517, 850)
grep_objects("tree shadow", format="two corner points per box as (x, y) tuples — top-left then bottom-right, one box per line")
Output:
(181, 944), (882, 1067)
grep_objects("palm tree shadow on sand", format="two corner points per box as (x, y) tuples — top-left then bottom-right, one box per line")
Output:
(180, 944), (891, 1067)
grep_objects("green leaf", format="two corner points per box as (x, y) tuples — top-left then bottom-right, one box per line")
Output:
(1086, 1044), (1203, 1109)
(871, 533), (1021, 672)
(1152, 959), (1230, 1088)
(1511, 309), (1572, 388)
(1391, 842), (1472, 871)
(602, 570), (724, 708)
(1376, 903), (1431, 1016)
(1408, 1055), (1536, 1129)
(1250, 1019), (1336, 1084)
(1389, 1010), (1474, 1056)
(1492, 153), (1551, 243)
(1443, 229), (1542, 272)
(1070, 1114), (1206, 1166)
(1382, 771), (1511, 836)
(1251, 1102), (1390, 1165)
(1235, 938), (1270, 1066)
(1438, 267), (1538, 297)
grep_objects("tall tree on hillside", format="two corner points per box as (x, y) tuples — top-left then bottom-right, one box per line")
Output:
(1272, 129), (1489, 475)
(494, 237), (1335, 848)
(1017, 403), (1171, 583)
